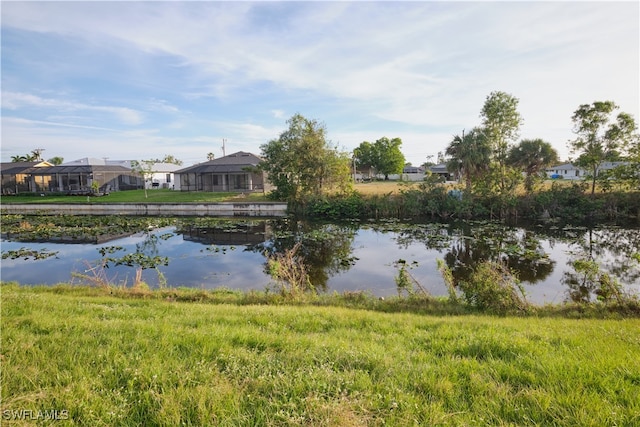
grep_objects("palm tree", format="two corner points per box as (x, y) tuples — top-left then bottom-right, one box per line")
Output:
(48, 156), (64, 165)
(445, 128), (491, 193)
(11, 155), (28, 162)
(507, 139), (559, 192)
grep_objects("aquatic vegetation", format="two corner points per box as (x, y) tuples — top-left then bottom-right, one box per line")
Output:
(0, 214), (177, 242)
(1, 247), (58, 261)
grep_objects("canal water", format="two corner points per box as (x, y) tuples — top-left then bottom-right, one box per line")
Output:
(1, 218), (638, 305)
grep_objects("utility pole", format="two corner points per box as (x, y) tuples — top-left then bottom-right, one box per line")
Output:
(222, 139), (226, 157)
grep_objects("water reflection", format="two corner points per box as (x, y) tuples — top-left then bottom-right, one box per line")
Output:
(1, 216), (638, 304)
(560, 227), (640, 303)
(371, 221), (555, 286)
(254, 220), (358, 291)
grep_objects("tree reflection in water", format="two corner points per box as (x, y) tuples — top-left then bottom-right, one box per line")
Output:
(255, 219), (358, 291)
(560, 226), (640, 303)
(376, 220), (555, 287)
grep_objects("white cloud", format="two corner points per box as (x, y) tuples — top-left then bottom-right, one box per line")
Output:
(271, 109), (285, 119)
(1, 1), (637, 166)
(3, 92), (144, 125)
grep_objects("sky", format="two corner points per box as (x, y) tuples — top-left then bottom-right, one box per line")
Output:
(1, 1), (638, 167)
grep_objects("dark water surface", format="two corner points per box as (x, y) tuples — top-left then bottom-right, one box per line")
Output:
(1, 218), (639, 305)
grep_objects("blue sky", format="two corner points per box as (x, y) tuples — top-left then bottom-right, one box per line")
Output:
(2, 1), (638, 166)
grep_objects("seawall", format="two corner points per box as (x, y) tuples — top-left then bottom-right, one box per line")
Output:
(0, 202), (288, 217)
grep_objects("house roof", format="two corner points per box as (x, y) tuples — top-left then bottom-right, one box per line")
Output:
(176, 151), (262, 174)
(63, 158), (132, 167)
(26, 164), (134, 175)
(546, 163), (578, 171)
(1, 161), (53, 174)
(403, 166), (425, 174)
(428, 163), (449, 174)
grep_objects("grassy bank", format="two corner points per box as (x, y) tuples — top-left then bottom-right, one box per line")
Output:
(2, 284), (639, 426)
(0, 189), (269, 204)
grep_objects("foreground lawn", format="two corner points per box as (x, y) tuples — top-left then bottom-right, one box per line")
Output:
(2, 285), (639, 426)
(0, 189), (270, 204)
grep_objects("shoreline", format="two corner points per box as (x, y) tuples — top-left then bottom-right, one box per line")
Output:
(0, 201), (288, 217)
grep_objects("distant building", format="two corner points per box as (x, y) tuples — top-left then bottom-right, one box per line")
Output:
(428, 163), (455, 181)
(545, 162), (628, 180)
(139, 162), (182, 190)
(1, 161), (53, 194)
(1, 157), (143, 194)
(175, 151), (270, 193)
(28, 158), (142, 193)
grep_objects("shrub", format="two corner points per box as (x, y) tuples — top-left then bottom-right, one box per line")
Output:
(265, 242), (313, 298)
(458, 260), (529, 314)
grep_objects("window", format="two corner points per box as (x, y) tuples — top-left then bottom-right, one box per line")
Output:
(166, 174), (171, 183)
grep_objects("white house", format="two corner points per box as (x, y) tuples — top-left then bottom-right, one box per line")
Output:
(144, 162), (182, 190)
(545, 162), (628, 180)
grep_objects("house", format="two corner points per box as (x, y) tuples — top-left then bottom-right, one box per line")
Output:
(140, 162), (182, 190)
(428, 163), (455, 181)
(359, 165), (427, 182)
(1, 161), (53, 194)
(545, 162), (628, 180)
(25, 158), (143, 194)
(545, 163), (582, 180)
(396, 165), (426, 182)
(175, 151), (270, 193)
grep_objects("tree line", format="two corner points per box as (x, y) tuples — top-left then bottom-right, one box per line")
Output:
(259, 91), (639, 207)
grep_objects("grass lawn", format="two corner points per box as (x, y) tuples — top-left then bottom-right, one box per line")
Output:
(353, 179), (579, 197)
(2, 284), (639, 426)
(354, 181), (419, 195)
(0, 189), (270, 204)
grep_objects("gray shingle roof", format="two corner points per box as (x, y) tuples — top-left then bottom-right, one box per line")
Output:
(175, 151), (262, 174)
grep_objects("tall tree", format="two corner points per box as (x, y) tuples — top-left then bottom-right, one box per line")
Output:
(30, 149), (45, 161)
(374, 137), (405, 180)
(354, 137), (405, 180)
(353, 141), (376, 178)
(507, 139), (559, 192)
(11, 151), (39, 162)
(607, 134), (640, 190)
(445, 128), (491, 193)
(260, 114), (352, 202)
(569, 101), (638, 195)
(480, 91), (523, 192)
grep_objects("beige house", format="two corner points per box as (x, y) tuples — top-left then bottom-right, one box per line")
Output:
(1, 161), (53, 194)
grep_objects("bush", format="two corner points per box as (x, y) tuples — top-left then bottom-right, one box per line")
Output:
(305, 193), (364, 219)
(265, 242), (313, 298)
(458, 261), (529, 314)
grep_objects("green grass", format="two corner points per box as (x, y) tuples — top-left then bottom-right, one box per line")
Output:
(2, 284), (639, 426)
(0, 189), (271, 204)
